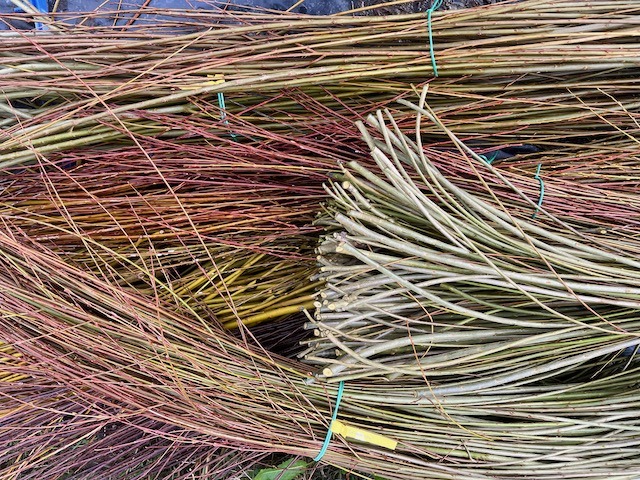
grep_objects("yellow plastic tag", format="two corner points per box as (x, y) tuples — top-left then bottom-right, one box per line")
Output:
(178, 74), (225, 90)
(331, 420), (397, 450)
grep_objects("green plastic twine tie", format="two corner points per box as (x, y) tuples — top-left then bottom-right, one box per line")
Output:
(479, 151), (499, 165)
(217, 92), (238, 140)
(313, 381), (345, 462)
(532, 163), (545, 218)
(427, 0), (443, 77)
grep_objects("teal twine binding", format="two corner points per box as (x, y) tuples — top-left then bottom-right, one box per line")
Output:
(427, 0), (443, 76)
(313, 381), (345, 462)
(217, 92), (237, 139)
(532, 163), (545, 218)
(479, 151), (499, 165)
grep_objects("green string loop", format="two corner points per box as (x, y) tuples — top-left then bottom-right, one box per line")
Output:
(479, 151), (499, 165)
(313, 381), (345, 462)
(217, 92), (238, 140)
(427, 0), (444, 76)
(532, 163), (545, 218)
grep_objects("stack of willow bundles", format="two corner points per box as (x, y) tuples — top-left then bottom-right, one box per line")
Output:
(2, 102), (640, 479)
(0, 120), (354, 327)
(0, 1), (640, 479)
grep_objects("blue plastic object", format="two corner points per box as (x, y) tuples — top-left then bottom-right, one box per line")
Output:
(12, 0), (48, 29)
(31, 0), (48, 30)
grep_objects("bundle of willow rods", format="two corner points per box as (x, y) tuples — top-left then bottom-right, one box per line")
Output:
(305, 98), (640, 383)
(1, 0), (640, 168)
(0, 116), (359, 327)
